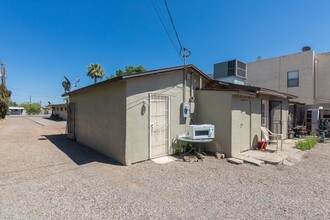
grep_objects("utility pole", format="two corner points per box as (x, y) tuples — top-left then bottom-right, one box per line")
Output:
(182, 47), (191, 66)
(0, 62), (6, 86)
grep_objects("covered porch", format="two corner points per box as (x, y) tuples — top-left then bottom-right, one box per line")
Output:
(195, 81), (297, 158)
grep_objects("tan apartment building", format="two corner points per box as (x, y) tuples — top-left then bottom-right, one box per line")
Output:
(245, 48), (330, 124)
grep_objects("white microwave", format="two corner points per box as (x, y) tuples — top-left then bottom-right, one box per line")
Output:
(187, 124), (215, 139)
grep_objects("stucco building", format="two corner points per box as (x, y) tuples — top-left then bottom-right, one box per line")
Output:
(245, 48), (330, 124)
(8, 107), (25, 115)
(50, 103), (67, 120)
(65, 65), (295, 165)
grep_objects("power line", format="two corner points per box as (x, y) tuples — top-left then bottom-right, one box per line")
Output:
(150, 0), (183, 62)
(12, 94), (61, 98)
(164, 0), (183, 53)
(7, 87), (61, 97)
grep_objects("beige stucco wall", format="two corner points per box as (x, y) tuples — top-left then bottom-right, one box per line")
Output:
(125, 70), (206, 164)
(70, 81), (127, 164)
(195, 90), (232, 157)
(196, 90), (290, 157)
(247, 51), (314, 104)
(314, 52), (330, 104)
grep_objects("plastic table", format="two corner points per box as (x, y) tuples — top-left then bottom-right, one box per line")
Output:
(176, 137), (214, 156)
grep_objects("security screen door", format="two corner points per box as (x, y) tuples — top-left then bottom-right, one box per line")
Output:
(269, 101), (282, 134)
(67, 103), (75, 139)
(149, 94), (170, 158)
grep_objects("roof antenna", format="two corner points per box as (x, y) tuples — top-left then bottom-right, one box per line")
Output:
(73, 78), (80, 88)
(62, 76), (71, 93)
(182, 47), (191, 65)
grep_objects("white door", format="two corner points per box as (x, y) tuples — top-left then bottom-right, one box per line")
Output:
(149, 94), (170, 158)
(233, 98), (251, 153)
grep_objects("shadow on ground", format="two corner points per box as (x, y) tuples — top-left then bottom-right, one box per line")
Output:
(43, 134), (121, 166)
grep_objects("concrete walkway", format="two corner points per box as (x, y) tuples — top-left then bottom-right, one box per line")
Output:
(240, 139), (305, 165)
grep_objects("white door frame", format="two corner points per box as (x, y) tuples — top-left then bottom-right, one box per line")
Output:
(148, 93), (171, 159)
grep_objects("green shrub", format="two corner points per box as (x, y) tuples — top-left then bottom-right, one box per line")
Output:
(295, 136), (318, 151)
(0, 97), (9, 118)
(174, 146), (183, 155)
(0, 85), (11, 118)
(19, 103), (41, 115)
(173, 141), (192, 155)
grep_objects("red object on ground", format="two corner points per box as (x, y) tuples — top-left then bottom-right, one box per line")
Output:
(258, 141), (267, 150)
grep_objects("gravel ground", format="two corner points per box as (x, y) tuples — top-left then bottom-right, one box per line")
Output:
(1, 117), (330, 219)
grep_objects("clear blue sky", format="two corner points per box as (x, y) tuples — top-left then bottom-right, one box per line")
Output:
(1, 0), (329, 105)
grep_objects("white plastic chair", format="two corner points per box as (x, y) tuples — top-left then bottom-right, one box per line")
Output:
(261, 126), (282, 152)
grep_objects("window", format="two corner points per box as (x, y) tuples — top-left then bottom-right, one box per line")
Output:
(287, 71), (299, 87)
(60, 107), (63, 111)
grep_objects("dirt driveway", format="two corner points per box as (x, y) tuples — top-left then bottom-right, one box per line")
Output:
(1, 117), (330, 219)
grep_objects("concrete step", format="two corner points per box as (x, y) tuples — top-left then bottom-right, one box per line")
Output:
(227, 158), (244, 164)
(241, 157), (265, 166)
(240, 150), (288, 165)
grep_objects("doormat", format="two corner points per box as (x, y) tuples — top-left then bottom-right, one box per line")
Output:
(151, 156), (177, 164)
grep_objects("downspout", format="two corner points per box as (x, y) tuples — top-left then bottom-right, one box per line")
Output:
(183, 67), (188, 132)
(183, 68), (186, 103)
(279, 57), (281, 92)
(314, 59), (330, 103)
(190, 71), (193, 98)
(249, 99), (252, 149)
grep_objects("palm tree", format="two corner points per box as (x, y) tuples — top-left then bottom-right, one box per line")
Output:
(86, 63), (105, 83)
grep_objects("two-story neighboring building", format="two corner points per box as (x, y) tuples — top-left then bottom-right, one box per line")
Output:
(245, 48), (330, 124)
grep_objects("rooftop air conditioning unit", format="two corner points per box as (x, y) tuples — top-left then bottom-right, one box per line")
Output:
(214, 59), (247, 80)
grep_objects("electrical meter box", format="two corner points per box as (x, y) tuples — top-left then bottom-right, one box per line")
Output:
(183, 102), (190, 118)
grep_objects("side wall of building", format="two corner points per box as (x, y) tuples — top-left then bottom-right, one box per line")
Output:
(247, 51), (314, 104)
(195, 90), (232, 157)
(125, 70), (206, 164)
(69, 82), (127, 164)
(315, 52), (330, 104)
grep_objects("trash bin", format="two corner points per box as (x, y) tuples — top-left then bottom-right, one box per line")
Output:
(258, 141), (267, 150)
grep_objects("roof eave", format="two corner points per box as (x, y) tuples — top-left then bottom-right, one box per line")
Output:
(64, 65), (212, 97)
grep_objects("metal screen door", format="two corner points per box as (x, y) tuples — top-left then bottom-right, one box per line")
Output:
(149, 94), (170, 158)
(67, 103), (75, 140)
(269, 101), (282, 134)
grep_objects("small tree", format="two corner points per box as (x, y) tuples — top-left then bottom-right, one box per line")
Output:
(112, 65), (147, 78)
(0, 85), (11, 118)
(9, 100), (18, 107)
(86, 63), (105, 83)
(19, 103), (41, 115)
